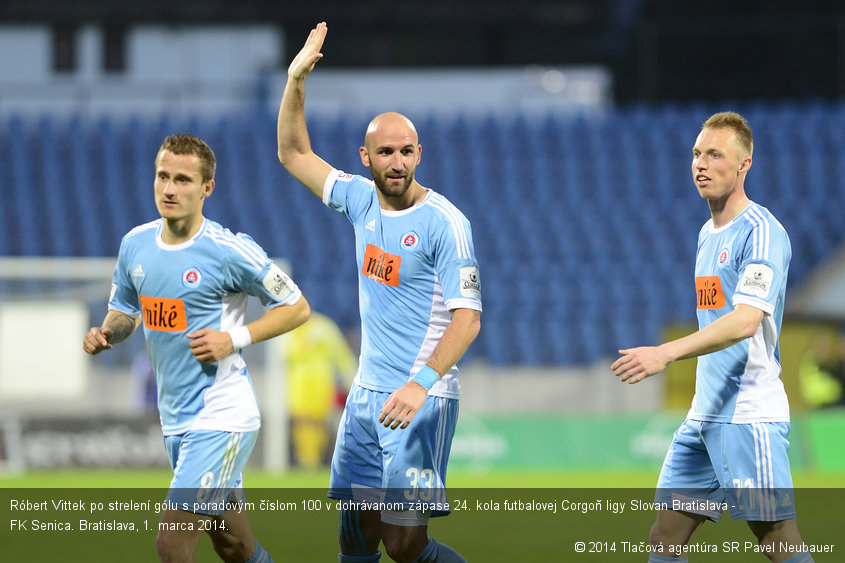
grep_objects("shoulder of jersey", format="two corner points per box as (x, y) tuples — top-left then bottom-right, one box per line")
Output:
(744, 204), (787, 234)
(124, 219), (161, 240)
(339, 171), (374, 185)
(741, 204), (780, 236)
(426, 191), (470, 225)
(203, 220), (270, 269)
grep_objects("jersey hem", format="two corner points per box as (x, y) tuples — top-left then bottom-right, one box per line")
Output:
(354, 379), (461, 400)
(686, 414), (790, 424)
(161, 421), (262, 436)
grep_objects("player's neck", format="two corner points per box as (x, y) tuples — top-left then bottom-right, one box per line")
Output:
(709, 191), (751, 229)
(378, 182), (427, 211)
(161, 216), (205, 245)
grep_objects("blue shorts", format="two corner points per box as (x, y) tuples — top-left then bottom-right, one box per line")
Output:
(163, 429), (258, 515)
(329, 383), (459, 518)
(655, 419), (796, 522)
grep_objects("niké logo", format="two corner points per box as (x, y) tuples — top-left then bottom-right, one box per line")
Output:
(362, 244), (401, 287)
(695, 276), (726, 310)
(139, 296), (187, 332)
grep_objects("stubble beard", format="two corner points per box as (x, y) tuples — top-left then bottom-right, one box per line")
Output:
(373, 172), (414, 200)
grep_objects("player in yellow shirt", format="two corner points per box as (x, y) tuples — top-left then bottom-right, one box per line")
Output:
(278, 311), (356, 468)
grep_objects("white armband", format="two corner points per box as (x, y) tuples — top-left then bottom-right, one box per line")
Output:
(228, 326), (252, 351)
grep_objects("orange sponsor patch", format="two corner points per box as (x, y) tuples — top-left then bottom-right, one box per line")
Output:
(139, 296), (188, 332)
(362, 244), (401, 287)
(695, 276), (726, 309)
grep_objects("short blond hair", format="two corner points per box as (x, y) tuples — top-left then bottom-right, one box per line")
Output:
(702, 112), (753, 157)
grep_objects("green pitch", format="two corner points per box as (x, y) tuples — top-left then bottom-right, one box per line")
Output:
(1, 467), (663, 489)
(2, 467), (844, 488)
(2, 469), (843, 561)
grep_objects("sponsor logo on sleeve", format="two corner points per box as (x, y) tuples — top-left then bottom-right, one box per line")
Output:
(739, 264), (774, 299)
(695, 276), (725, 309)
(460, 266), (481, 299)
(139, 296), (187, 332)
(362, 244), (401, 286)
(263, 263), (295, 298)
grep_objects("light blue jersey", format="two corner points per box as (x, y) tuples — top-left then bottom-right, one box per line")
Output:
(689, 202), (791, 423)
(109, 218), (302, 435)
(323, 169), (482, 399)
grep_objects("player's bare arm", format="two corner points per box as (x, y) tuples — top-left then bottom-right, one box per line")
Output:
(380, 308), (481, 430)
(188, 295), (311, 363)
(82, 310), (140, 354)
(612, 303), (764, 384)
(277, 21), (333, 199)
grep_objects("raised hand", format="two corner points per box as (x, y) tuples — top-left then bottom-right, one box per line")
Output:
(288, 22), (327, 80)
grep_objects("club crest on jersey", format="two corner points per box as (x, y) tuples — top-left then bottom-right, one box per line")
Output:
(182, 268), (202, 288)
(717, 247), (730, 266)
(400, 231), (419, 250)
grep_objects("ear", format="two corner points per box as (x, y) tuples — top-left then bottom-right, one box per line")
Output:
(203, 179), (215, 198)
(359, 146), (371, 168)
(416, 144), (422, 165)
(738, 155), (752, 175)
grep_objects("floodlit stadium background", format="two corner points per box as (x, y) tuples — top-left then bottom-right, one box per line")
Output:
(1, 3), (845, 560)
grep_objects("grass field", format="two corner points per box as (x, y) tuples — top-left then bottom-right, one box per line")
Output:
(3, 468), (844, 561)
(3, 466), (845, 488)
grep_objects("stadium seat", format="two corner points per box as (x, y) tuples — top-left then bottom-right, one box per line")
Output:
(4, 100), (844, 366)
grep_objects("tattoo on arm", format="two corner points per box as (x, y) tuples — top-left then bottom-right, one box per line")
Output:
(104, 312), (139, 345)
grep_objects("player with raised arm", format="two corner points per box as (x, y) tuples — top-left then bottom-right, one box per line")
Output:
(277, 22), (481, 563)
(611, 113), (812, 563)
(83, 134), (310, 563)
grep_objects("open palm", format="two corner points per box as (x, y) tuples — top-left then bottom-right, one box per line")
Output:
(288, 22), (327, 80)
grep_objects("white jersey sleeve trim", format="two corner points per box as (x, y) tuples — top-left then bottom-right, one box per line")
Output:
(444, 298), (483, 312)
(323, 169), (342, 206)
(267, 288), (304, 308)
(732, 294), (775, 316)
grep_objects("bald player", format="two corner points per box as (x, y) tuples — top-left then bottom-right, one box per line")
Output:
(276, 22), (482, 563)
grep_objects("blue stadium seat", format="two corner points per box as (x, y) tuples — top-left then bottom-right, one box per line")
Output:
(7, 101), (844, 366)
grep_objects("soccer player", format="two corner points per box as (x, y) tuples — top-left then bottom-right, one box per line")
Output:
(83, 134), (310, 563)
(611, 112), (813, 563)
(277, 22), (482, 563)
(277, 310), (357, 469)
